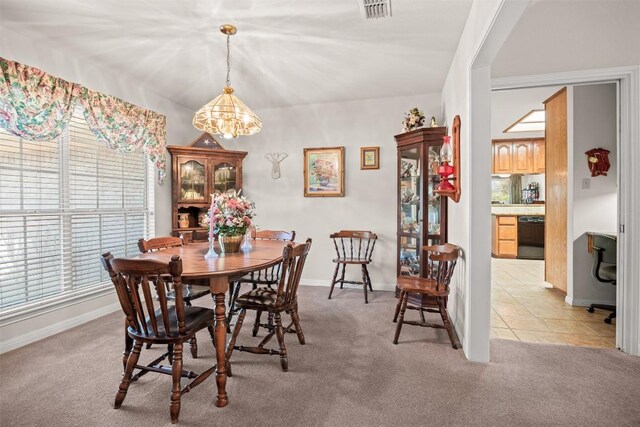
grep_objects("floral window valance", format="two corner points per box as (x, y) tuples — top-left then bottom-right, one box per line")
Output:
(0, 57), (167, 183)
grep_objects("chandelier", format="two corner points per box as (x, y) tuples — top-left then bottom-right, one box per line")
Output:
(193, 24), (262, 139)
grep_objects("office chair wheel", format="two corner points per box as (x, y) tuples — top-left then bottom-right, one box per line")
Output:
(587, 307), (595, 313)
(604, 317), (612, 324)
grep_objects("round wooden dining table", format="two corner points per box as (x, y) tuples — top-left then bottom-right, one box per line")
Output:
(134, 239), (290, 407)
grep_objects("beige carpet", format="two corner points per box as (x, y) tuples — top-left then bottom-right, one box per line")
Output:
(1, 285), (639, 426)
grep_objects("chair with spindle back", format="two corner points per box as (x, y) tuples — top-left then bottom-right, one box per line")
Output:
(328, 231), (378, 303)
(225, 239), (312, 372)
(393, 244), (461, 349)
(138, 236), (211, 305)
(227, 230), (296, 337)
(137, 236), (211, 358)
(101, 253), (217, 424)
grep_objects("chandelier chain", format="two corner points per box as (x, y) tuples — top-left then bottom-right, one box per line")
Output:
(226, 34), (231, 87)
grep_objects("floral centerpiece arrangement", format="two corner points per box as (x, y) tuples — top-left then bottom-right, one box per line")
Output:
(402, 107), (426, 133)
(203, 189), (255, 254)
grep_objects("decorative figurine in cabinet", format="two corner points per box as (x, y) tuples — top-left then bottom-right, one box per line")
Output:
(395, 127), (448, 278)
(167, 132), (247, 242)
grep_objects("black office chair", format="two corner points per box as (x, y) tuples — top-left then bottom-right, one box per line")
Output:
(586, 234), (616, 324)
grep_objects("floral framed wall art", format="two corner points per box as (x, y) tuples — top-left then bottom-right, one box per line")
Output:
(303, 146), (345, 197)
(360, 146), (379, 170)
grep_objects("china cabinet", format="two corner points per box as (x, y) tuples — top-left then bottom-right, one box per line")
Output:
(167, 133), (247, 242)
(395, 127), (448, 278)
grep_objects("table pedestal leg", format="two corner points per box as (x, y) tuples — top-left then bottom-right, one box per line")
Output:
(213, 292), (228, 407)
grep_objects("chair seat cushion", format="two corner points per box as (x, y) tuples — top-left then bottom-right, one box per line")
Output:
(333, 257), (370, 264)
(397, 276), (448, 296)
(600, 264), (616, 281)
(236, 287), (278, 308)
(128, 305), (215, 341)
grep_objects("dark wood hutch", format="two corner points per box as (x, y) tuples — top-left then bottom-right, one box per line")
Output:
(395, 127), (448, 304)
(167, 133), (247, 242)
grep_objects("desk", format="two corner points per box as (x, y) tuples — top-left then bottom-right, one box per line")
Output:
(586, 232), (616, 254)
(135, 239), (289, 407)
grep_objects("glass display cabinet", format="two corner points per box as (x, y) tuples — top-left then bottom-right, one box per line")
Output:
(168, 133), (247, 242)
(395, 127), (448, 278)
(178, 159), (206, 202)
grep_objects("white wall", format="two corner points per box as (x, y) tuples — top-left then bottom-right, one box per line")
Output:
(222, 93), (441, 289)
(571, 83), (617, 305)
(0, 26), (199, 352)
(440, 0), (515, 362)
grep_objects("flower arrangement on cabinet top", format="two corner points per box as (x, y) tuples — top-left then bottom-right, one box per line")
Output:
(402, 107), (426, 133)
(201, 190), (255, 238)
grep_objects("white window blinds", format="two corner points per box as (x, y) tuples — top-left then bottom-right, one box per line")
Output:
(0, 107), (155, 311)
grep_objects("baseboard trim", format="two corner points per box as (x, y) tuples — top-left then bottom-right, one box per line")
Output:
(301, 279), (397, 291)
(565, 296), (616, 307)
(0, 302), (121, 354)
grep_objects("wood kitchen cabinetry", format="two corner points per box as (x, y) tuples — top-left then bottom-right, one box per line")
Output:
(167, 132), (247, 242)
(493, 142), (513, 174)
(492, 215), (518, 258)
(532, 139), (545, 173)
(492, 138), (545, 174)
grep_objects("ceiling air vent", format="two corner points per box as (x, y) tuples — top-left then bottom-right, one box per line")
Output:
(360, 0), (392, 20)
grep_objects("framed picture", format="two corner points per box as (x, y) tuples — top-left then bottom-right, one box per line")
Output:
(303, 146), (345, 197)
(360, 146), (380, 170)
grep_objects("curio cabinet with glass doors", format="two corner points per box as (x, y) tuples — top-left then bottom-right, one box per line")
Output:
(395, 127), (448, 278)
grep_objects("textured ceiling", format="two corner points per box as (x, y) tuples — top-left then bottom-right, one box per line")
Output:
(0, 0), (472, 110)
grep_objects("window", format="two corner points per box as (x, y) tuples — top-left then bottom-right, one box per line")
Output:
(491, 176), (512, 204)
(504, 109), (545, 133)
(0, 108), (155, 312)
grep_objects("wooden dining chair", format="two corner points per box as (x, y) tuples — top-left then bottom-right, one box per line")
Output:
(393, 244), (461, 349)
(227, 230), (296, 336)
(138, 236), (211, 306)
(328, 230), (377, 303)
(138, 236), (211, 357)
(225, 239), (311, 372)
(100, 253), (217, 424)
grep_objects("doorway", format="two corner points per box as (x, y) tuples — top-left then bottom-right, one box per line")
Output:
(489, 83), (619, 348)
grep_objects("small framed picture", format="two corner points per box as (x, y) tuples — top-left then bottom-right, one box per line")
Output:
(303, 146), (345, 197)
(360, 146), (380, 170)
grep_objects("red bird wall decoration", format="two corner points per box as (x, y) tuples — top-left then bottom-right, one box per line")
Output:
(585, 148), (611, 177)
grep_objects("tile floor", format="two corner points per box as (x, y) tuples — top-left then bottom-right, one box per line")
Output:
(491, 258), (616, 348)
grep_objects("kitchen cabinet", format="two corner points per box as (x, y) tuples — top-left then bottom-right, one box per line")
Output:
(493, 142), (513, 174)
(492, 138), (544, 174)
(394, 127), (448, 278)
(533, 139), (545, 173)
(167, 132), (247, 242)
(492, 215), (518, 258)
(512, 141), (533, 174)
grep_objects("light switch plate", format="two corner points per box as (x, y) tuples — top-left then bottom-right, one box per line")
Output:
(582, 178), (591, 189)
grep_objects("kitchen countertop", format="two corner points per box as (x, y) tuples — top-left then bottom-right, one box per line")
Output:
(491, 204), (545, 216)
